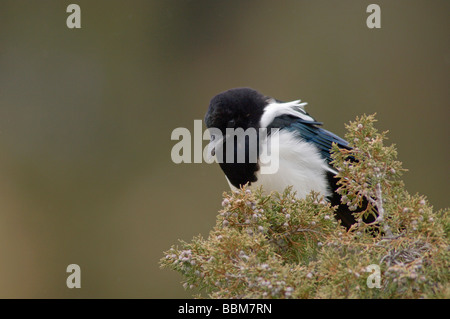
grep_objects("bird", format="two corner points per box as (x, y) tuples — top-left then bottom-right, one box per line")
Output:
(204, 87), (360, 228)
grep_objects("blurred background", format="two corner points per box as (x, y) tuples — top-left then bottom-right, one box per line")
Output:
(0, 0), (448, 298)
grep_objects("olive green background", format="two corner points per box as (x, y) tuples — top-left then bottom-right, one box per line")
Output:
(0, 0), (448, 298)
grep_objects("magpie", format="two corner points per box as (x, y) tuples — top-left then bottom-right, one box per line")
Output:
(204, 87), (360, 228)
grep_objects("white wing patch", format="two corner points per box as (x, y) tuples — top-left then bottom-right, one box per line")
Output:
(260, 98), (315, 128)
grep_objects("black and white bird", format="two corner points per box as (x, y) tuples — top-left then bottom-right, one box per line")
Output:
(204, 87), (358, 228)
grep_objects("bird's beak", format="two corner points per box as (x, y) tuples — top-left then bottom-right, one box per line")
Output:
(207, 141), (215, 160)
(206, 136), (223, 162)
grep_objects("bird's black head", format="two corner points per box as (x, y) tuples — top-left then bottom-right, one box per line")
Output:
(204, 88), (269, 188)
(204, 87), (268, 132)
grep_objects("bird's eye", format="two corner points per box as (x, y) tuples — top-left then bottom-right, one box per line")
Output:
(210, 134), (215, 141)
(227, 119), (236, 127)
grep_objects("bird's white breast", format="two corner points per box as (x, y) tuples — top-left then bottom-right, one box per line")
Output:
(252, 130), (332, 199)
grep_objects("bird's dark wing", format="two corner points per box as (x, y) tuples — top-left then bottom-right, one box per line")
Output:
(267, 114), (350, 164)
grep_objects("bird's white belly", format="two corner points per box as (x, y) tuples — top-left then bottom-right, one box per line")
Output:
(234, 130), (332, 199)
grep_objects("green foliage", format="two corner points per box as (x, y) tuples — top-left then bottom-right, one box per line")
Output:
(160, 114), (449, 298)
